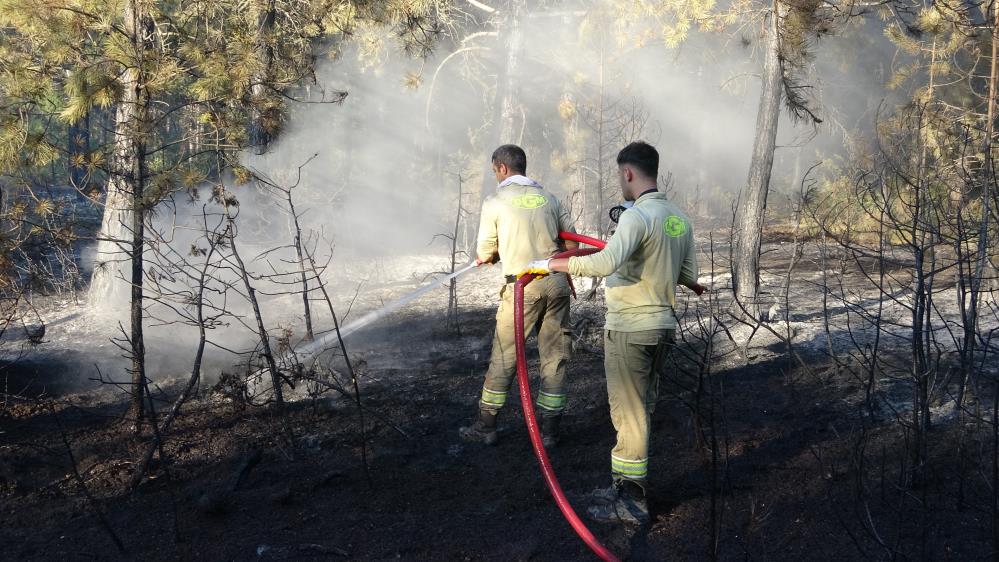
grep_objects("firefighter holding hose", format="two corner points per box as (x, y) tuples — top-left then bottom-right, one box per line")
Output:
(459, 144), (578, 447)
(529, 141), (704, 525)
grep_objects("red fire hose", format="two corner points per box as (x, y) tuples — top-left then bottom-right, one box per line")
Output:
(513, 232), (620, 562)
(557, 231), (606, 249)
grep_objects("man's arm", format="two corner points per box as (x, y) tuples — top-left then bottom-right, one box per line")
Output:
(548, 256), (572, 272)
(676, 229), (703, 295)
(475, 200), (499, 265)
(550, 212), (643, 276)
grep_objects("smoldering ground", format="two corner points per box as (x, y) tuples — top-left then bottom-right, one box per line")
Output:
(2, 6), (998, 561)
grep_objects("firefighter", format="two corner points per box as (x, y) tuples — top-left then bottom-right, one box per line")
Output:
(459, 144), (578, 447)
(529, 141), (704, 525)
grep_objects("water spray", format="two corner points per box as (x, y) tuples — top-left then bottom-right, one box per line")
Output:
(257, 232), (621, 559)
(296, 261), (478, 363)
(244, 261), (478, 401)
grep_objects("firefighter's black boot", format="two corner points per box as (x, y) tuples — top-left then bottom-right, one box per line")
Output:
(541, 415), (562, 448)
(587, 480), (650, 525)
(459, 409), (498, 445)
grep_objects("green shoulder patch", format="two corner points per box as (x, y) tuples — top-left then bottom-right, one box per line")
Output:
(664, 215), (687, 237)
(511, 194), (548, 209)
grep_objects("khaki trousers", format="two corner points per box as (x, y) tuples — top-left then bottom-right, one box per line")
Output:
(603, 328), (675, 485)
(479, 273), (572, 416)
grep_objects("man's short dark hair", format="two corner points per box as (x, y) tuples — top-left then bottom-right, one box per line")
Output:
(491, 144), (527, 174)
(616, 141), (659, 179)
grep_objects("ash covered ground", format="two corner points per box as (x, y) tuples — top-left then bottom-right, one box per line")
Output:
(1, 234), (997, 561)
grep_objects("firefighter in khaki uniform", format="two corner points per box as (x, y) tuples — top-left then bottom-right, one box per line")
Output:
(459, 144), (578, 447)
(531, 141), (704, 525)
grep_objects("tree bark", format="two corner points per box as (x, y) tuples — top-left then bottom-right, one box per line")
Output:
(733, 2), (784, 319)
(88, 0), (153, 428)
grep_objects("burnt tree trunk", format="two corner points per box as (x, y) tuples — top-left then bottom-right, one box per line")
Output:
(733, 1), (784, 319)
(446, 174), (464, 332)
(910, 39), (940, 481)
(224, 212), (284, 407)
(287, 188), (314, 341)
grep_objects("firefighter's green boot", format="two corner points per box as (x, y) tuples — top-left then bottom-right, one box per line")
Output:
(459, 410), (498, 445)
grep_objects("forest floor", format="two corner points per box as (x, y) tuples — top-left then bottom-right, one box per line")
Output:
(1, 233), (997, 561)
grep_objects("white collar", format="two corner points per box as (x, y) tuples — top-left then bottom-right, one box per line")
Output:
(498, 175), (543, 190)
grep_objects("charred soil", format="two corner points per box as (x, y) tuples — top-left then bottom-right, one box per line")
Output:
(1, 241), (995, 561)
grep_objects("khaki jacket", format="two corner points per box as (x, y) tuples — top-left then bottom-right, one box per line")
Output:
(476, 181), (576, 277)
(567, 191), (697, 331)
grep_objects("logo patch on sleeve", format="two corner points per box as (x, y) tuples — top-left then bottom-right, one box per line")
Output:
(511, 194), (548, 209)
(664, 215), (687, 237)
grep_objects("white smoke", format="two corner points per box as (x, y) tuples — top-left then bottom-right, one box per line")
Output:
(75, 5), (902, 383)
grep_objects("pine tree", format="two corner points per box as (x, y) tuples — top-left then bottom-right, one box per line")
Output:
(0, 0), (456, 425)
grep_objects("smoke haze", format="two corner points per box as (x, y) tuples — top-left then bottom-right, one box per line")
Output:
(77, 3), (904, 382)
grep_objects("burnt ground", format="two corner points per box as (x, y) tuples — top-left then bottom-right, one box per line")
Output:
(1, 240), (997, 561)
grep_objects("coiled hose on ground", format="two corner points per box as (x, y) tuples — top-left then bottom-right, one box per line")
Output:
(513, 232), (621, 562)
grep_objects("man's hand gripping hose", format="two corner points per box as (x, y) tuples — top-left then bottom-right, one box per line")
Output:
(513, 232), (621, 562)
(524, 258), (553, 276)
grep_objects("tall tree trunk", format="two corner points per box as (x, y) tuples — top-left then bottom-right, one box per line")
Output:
(909, 38), (939, 479)
(92, 0), (152, 429)
(733, 2), (784, 319)
(474, 0), (524, 226)
(961, 3), (999, 412)
(250, 0), (276, 155)
(496, 3), (522, 146)
(128, 1), (151, 430)
(90, 1), (150, 306)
